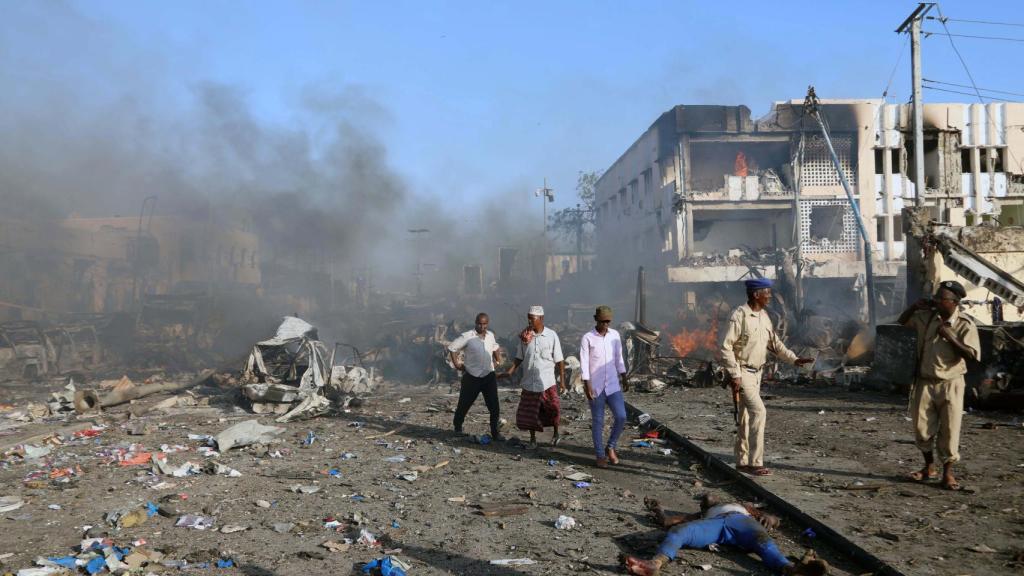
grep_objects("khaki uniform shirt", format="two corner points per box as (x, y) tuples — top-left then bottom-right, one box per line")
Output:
(906, 309), (980, 380)
(719, 304), (799, 379)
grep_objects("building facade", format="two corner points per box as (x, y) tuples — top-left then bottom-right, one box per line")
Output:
(594, 99), (1024, 322)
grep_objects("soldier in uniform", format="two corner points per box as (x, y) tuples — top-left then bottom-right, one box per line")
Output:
(719, 278), (813, 476)
(898, 280), (980, 491)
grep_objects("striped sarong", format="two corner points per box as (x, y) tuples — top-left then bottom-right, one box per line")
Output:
(516, 386), (560, 432)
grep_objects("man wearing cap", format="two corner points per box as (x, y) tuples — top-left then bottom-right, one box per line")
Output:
(580, 305), (628, 468)
(447, 312), (503, 440)
(898, 280), (980, 491)
(505, 305), (565, 447)
(720, 278), (813, 476)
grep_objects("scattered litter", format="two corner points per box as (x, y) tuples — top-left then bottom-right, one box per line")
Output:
(303, 431), (317, 446)
(865, 417), (877, 422)
(489, 558), (536, 566)
(22, 444), (52, 460)
(659, 448), (673, 456)
(171, 462), (201, 477)
(554, 515), (576, 530)
(398, 398), (412, 403)
(204, 461), (242, 477)
(0, 496), (25, 513)
(547, 459), (558, 466)
(968, 544), (997, 554)
(697, 564), (712, 571)
(357, 528), (379, 547)
(397, 471), (418, 482)
(341, 452), (357, 460)
(220, 525), (248, 534)
(272, 522), (294, 533)
(447, 496), (466, 503)
(214, 420), (285, 451)
(289, 484), (321, 494)
(175, 515), (214, 530)
(255, 500), (272, 508)
(631, 440), (652, 448)
(573, 482), (591, 489)
(362, 555), (410, 576)
(383, 456), (407, 463)
(321, 540), (351, 553)
(565, 472), (592, 482)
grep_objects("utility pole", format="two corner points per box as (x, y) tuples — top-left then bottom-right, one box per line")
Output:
(897, 3), (935, 306)
(535, 179), (554, 305)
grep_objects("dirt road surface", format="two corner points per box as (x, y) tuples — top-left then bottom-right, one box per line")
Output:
(628, 383), (1024, 576)
(0, 380), (876, 575)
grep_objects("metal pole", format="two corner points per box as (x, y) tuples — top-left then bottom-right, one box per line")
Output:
(805, 89), (877, 327)
(911, 17), (926, 206)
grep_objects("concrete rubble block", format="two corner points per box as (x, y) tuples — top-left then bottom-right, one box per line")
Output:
(214, 419), (285, 451)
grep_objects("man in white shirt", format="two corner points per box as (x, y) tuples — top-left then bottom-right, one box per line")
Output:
(447, 312), (503, 440)
(505, 305), (565, 447)
(580, 305), (628, 468)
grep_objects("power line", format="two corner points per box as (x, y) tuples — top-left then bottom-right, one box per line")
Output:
(933, 5), (986, 103)
(932, 4), (1023, 173)
(927, 16), (1024, 28)
(923, 29), (1024, 43)
(923, 85), (1012, 101)
(923, 78), (1024, 99)
(882, 35), (909, 99)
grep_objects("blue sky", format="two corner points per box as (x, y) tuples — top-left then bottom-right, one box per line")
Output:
(4, 0), (1021, 217)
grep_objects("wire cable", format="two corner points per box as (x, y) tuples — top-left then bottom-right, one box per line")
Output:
(923, 85), (1012, 101)
(933, 4), (1024, 178)
(923, 30), (1024, 43)
(882, 36), (909, 99)
(927, 16), (1024, 28)
(923, 78), (1024, 99)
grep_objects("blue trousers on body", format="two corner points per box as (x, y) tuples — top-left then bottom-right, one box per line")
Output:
(656, 514), (790, 573)
(590, 390), (626, 459)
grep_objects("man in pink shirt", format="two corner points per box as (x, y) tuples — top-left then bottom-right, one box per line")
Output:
(580, 305), (628, 468)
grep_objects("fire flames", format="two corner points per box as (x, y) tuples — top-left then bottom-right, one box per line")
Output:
(669, 316), (719, 359)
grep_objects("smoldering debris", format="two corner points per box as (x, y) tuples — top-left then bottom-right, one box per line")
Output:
(240, 317), (378, 422)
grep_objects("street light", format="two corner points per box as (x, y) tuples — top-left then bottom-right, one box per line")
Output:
(535, 179), (554, 305)
(408, 228), (430, 298)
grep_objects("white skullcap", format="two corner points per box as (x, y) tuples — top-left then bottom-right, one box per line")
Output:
(528, 305), (544, 316)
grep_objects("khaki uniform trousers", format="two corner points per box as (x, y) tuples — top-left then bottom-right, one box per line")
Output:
(910, 375), (965, 464)
(734, 369), (766, 468)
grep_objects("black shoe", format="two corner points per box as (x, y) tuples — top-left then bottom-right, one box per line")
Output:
(453, 428), (468, 437)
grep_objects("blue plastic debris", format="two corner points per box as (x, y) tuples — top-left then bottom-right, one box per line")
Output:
(362, 556), (407, 576)
(85, 556), (106, 575)
(547, 459), (558, 466)
(351, 495), (366, 502)
(47, 556), (77, 569)
(145, 502), (160, 517)
(478, 434), (491, 445)
(391, 520), (400, 528)
(304, 431), (317, 446)
(328, 469), (341, 477)
(631, 441), (652, 448)
(802, 527), (817, 539)
(217, 559), (235, 568)
(573, 481), (591, 488)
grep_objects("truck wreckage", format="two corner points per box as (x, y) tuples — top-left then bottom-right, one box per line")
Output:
(240, 316), (376, 422)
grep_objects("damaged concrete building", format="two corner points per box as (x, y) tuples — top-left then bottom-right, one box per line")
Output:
(594, 99), (1024, 324)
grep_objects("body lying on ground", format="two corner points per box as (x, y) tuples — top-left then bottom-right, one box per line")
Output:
(623, 494), (829, 576)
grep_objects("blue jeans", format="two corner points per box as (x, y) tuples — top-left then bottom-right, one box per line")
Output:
(656, 514), (790, 573)
(590, 390), (626, 459)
